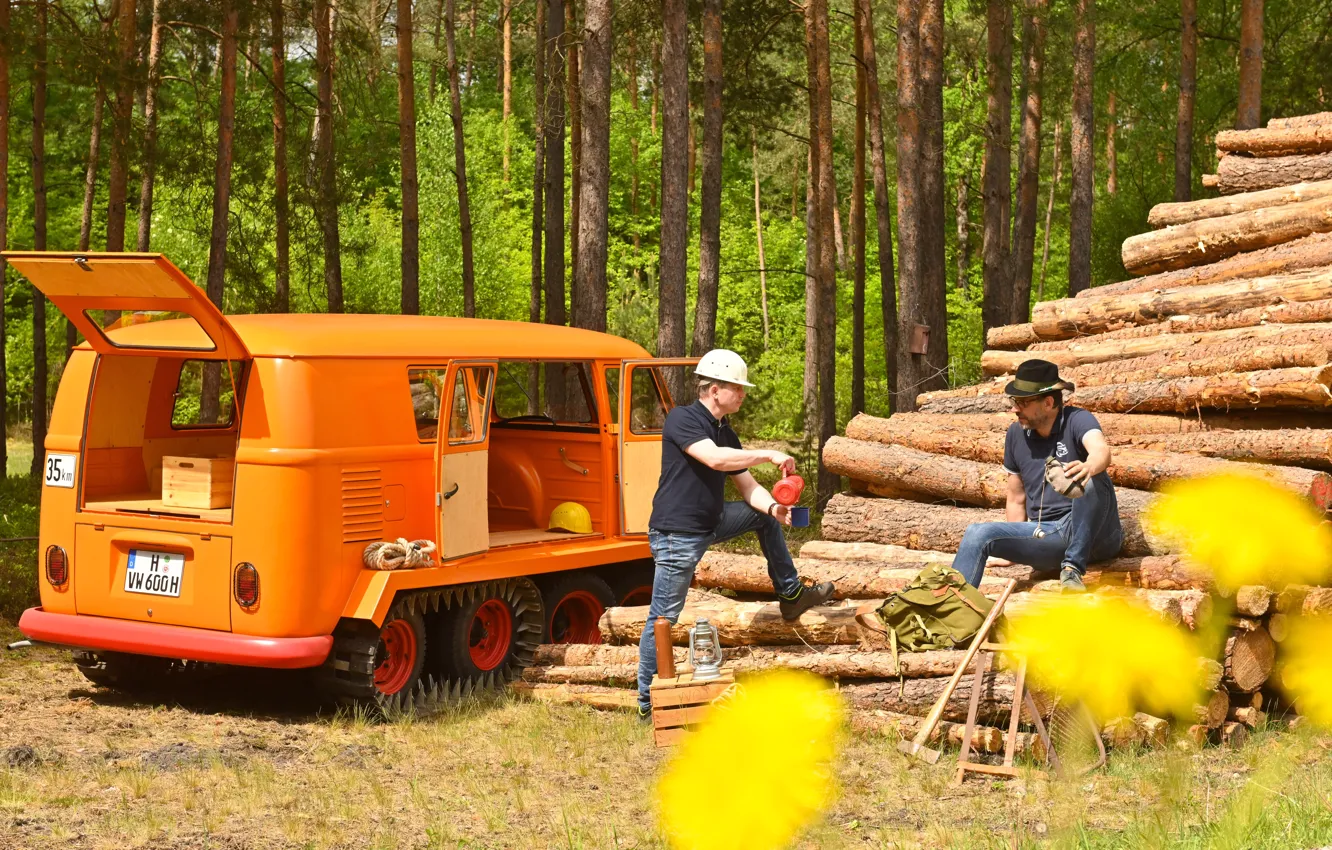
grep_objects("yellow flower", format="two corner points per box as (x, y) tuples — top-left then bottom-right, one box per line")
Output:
(656, 671), (842, 850)
(1279, 615), (1332, 726)
(1144, 474), (1332, 590)
(1006, 594), (1202, 722)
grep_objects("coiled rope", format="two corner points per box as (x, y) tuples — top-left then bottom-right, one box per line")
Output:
(362, 538), (438, 571)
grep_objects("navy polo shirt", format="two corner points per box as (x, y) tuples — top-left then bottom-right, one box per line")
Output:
(648, 401), (744, 534)
(1003, 405), (1111, 522)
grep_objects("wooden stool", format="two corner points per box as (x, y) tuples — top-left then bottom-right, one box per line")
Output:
(649, 668), (735, 748)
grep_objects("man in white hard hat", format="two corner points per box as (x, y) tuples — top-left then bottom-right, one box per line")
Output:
(636, 348), (835, 718)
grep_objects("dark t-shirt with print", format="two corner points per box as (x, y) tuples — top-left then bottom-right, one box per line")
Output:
(648, 401), (744, 534)
(1003, 405), (1112, 522)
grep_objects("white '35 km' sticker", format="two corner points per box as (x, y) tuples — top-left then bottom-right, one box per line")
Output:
(44, 453), (77, 488)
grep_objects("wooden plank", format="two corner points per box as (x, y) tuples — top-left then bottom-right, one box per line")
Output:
(653, 703), (714, 729)
(85, 493), (233, 523)
(487, 529), (601, 548)
(653, 726), (690, 747)
(161, 455), (234, 510)
(649, 680), (733, 708)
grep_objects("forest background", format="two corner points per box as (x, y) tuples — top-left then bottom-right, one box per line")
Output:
(0, 0), (1320, 489)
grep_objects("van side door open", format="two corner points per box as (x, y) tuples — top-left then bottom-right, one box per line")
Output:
(618, 359), (697, 535)
(435, 361), (498, 560)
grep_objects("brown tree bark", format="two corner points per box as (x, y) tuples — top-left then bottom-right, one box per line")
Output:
(529, 0), (546, 407)
(1218, 126), (1332, 156)
(752, 131), (770, 347)
(136, 0), (165, 251)
(1068, 0), (1094, 295)
(803, 12), (820, 440)
(852, 8), (866, 414)
(1150, 180), (1332, 229)
(822, 493), (1163, 557)
(1122, 428), (1332, 470)
(599, 594), (872, 647)
(1231, 586), (1273, 618)
(841, 673), (1025, 726)
(430, 0), (445, 101)
(1068, 366), (1332, 414)
(271, 0), (290, 313)
(1174, 0), (1197, 201)
(445, 0), (476, 317)
(1038, 117), (1062, 300)
(825, 437), (1011, 507)
(813, 0), (838, 502)
(1012, 0), (1047, 317)
(981, 0), (1013, 336)
(628, 34), (642, 284)
(696, 552), (1019, 597)
(566, 0), (580, 316)
(398, 0), (422, 315)
(895, 0), (925, 411)
(1034, 268), (1332, 338)
(502, 0), (512, 181)
(919, 0), (947, 326)
(1193, 689), (1230, 728)
(1237, 0), (1263, 130)
(1223, 626), (1274, 692)
(572, 0), (610, 333)
(314, 0), (343, 312)
(956, 158), (973, 294)
(658, 0), (687, 398)
(29, 0), (48, 477)
(1269, 113), (1332, 130)
(857, 0), (898, 406)
(691, 0), (722, 355)
(1105, 90), (1117, 194)
(105, 0), (137, 253)
(1214, 153), (1332, 194)
(1121, 196), (1332, 276)
(511, 681), (638, 710)
(856, 409), (1324, 436)
(545, 0), (567, 337)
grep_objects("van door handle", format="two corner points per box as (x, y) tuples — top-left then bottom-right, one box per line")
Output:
(443, 483), (460, 500)
(560, 447), (589, 476)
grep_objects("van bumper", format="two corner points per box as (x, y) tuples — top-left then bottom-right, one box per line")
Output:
(17, 608), (333, 669)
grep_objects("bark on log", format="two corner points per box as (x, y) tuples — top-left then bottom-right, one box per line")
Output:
(1198, 658), (1224, 692)
(1183, 724), (1211, 746)
(850, 710), (1010, 754)
(1215, 153), (1332, 195)
(839, 671), (1027, 725)
(1220, 720), (1249, 748)
(798, 539), (957, 563)
(987, 322), (1044, 350)
(1102, 716), (1147, 749)
(1193, 689), (1229, 728)
(695, 551), (1016, 597)
(1035, 268), (1332, 336)
(833, 429), (1332, 509)
(1267, 612), (1290, 642)
(1227, 706), (1266, 728)
(532, 643), (681, 667)
(1067, 367), (1332, 414)
(1301, 586), (1332, 615)
(984, 323), (1332, 375)
(1268, 113), (1332, 130)
(1217, 127), (1332, 157)
(1276, 584), (1313, 613)
(1120, 197), (1332, 276)
(1148, 180), (1332, 228)
(1077, 233), (1332, 301)
(1120, 429), (1332, 470)
(918, 395), (1014, 415)
(1134, 713), (1171, 746)
(510, 681), (638, 711)
(598, 594), (871, 647)
(821, 493), (1164, 557)
(1223, 626), (1276, 692)
(1230, 586), (1274, 617)
(1039, 298), (1332, 347)
(848, 410), (1315, 438)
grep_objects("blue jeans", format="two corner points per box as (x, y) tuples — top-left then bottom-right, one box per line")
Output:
(952, 473), (1124, 588)
(636, 502), (802, 709)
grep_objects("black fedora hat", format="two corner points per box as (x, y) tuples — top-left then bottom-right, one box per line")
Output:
(1004, 359), (1075, 397)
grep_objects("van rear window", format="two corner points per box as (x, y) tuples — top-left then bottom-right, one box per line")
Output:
(172, 360), (245, 428)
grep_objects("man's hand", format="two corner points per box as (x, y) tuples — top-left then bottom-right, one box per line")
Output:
(1062, 459), (1090, 484)
(768, 451), (797, 476)
(771, 504), (793, 526)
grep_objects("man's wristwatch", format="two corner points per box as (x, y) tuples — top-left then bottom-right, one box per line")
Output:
(766, 502), (778, 517)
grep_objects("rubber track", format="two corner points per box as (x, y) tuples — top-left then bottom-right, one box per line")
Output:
(315, 577), (545, 716)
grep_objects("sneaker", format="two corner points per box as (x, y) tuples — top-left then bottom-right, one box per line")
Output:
(637, 704), (652, 724)
(1059, 566), (1086, 592)
(779, 581), (836, 621)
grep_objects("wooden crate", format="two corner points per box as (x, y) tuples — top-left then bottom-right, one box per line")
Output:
(162, 456), (235, 510)
(649, 668), (735, 748)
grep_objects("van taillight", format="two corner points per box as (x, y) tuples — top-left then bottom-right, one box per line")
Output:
(45, 546), (69, 588)
(233, 563), (259, 609)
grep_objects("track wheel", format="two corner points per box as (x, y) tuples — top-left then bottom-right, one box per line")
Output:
(73, 651), (176, 691)
(373, 604), (427, 697)
(541, 573), (615, 644)
(433, 579), (544, 686)
(607, 560), (655, 607)
(316, 596), (428, 714)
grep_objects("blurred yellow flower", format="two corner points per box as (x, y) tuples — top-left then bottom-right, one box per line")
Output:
(1144, 474), (1332, 590)
(656, 671), (842, 850)
(1278, 615), (1332, 726)
(1006, 594), (1201, 722)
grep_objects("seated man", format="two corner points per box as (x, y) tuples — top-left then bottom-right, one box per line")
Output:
(951, 359), (1123, 591)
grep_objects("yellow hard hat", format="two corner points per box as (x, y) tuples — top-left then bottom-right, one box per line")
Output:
(548, 501), (593, 534)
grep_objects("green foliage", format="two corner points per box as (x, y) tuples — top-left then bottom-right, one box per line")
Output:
(0, 476), (40, 622)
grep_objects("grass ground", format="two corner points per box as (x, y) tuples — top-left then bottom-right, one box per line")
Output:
(2, 647), (1332, 849)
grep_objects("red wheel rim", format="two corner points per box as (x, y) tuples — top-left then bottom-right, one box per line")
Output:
(620, 586), (653, 607)
(550, 590), (606, 644)
(469, 599), (514, 671)
(374, 618), (418, 695)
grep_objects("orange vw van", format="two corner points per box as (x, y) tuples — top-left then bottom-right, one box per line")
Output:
(9, 252), (693, 710)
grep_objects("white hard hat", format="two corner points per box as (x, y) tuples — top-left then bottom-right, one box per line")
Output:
(695, 349), (754, 387)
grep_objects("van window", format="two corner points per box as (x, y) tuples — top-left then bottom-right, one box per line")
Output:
(172, 360), (246, 428)
(603, 367), (620, 425)
(448, 365), (495, 446)
(83, 309), (218, 352)
(493, 361), (597, 425)
(408, 368), (447, 441)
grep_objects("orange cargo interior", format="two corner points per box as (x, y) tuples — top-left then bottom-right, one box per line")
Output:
(486, 424), (606, 544)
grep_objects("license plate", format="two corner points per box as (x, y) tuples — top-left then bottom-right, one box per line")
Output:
(124, 549), (185, 597)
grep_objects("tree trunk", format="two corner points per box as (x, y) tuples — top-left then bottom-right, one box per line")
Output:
(315, 0), (343, 312)
(985, 323), (1041, 349)
(529, 0), (546, 407)
(1223, 626), (1274, 692)
(855, 409), (1325, 436)
(982, 0), (1014, 337)
(572, 0), (610, 333)
(1034, 268), (1332, 337)
(1012, 0), (1046, 317)
(752, 130), (770, 347)
(628, 33), (642, 284)
(696, 552), (1018, 597)
(599, 594), (872, 647)
(105, 0), (137, 253)
(894, 0), (924, 412)
(544, 0), (567, 338)
(823, 436), (1012, 508)
(812, 0), (838, 503)
(1038, 117), (1061, 300)
(1232, 586), (1273, 618)
(1068, 0), (1094, 295)
(1122, 428), (1332, 470)
(919, 0), (947, 323)
(1105, 90), (1117, 193)
(803, 9), (820, 441)
(1121, 196), (1332, 276)
(841, 673), (1025, 726)
(857, 0), (897, 407)
(956, 160), (972, 293)
(1236, 0), (1263, 130)
(74, 80), (106, 358)
(445, 0), (476, 317)
(502, 0), (512, 180)
(658, 0), (687, 399)
(1174, 0), (1197, 202)
(1269, 113), (1332, 130)
(1193, 689), (1229, 728)
(467, 0), (477, 84)
(852, 9), (866, 415)
(566, 0), (580, 318)
(1214, 153), (1332, 194)
(800, 539), (956, 563)
(1069, 366), (1332, 414)
(269, 0), (290, 313)
(1151, 180), (1332, 229)
(430, 0), (444, 101)
(136, 0), (165, 250)
(29, 0), (47, 477)
(398, 0), (422, 315)
(691, 0), (722, 355)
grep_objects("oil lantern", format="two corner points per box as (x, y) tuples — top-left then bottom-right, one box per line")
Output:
(688, 617), (724, 681)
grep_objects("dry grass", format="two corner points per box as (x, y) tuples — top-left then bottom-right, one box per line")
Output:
(2, 647), (1332, 849)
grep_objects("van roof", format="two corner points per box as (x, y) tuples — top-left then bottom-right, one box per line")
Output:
(90, 314), (655, 360)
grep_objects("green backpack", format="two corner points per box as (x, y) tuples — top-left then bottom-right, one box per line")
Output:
(869, 564), (994, 653)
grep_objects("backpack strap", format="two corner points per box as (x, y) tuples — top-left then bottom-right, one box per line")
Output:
(949, 586), (989, 617)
